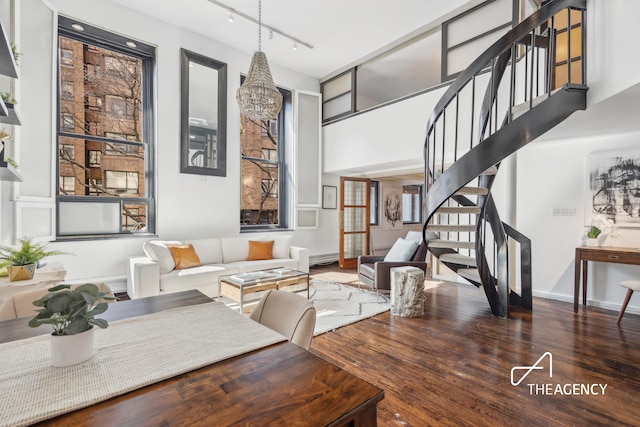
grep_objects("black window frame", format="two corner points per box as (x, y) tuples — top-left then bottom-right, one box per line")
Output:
(56, 16), (156, 238)
(240, 82), (291, 232)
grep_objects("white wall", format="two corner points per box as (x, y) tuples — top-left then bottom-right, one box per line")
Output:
(517, 132), (640, 312)
(11, 0), (320, 285)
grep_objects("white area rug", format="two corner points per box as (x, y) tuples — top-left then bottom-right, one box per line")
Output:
(309, 279), (390, 336)
(221, 279), (390, 336)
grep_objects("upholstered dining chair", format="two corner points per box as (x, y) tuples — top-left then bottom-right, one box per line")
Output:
(249, 290), (316, 350)
(617, 280), (640, 324)
(0, 283), (115, 321)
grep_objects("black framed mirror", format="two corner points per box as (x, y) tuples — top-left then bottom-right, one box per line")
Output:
(180, 49), (227, 176)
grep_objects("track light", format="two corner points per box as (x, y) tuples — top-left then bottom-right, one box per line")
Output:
(208, 0), (314, 50)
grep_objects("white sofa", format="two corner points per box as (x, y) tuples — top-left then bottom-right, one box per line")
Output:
(126, 235), (309, 299)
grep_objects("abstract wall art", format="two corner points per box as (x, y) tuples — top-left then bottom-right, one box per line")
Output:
(382, 185), (403, 230)
(587, 149), (640, 227)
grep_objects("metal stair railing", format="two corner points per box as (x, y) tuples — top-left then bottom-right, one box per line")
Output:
(422, 0), (587, 317)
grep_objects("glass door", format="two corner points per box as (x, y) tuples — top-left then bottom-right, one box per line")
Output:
(339, 177), (370, 268)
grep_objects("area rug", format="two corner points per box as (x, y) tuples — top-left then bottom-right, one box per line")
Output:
(221, 279), (390, 336)
(309, 279), (390, 336)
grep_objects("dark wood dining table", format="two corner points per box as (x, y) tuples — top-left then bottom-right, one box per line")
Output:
(0, 290), (384, 426)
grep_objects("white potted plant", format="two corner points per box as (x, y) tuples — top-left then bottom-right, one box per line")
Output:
(586, 214), (620, 247)
(28, 284), (114, 367)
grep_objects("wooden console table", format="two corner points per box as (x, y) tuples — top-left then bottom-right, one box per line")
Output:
(574, 246), (640, 313)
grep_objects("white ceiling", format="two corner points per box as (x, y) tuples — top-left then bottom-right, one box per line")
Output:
(110, 0), (479, 79)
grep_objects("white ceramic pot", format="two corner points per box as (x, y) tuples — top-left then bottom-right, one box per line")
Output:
(586, 238), (599, 247)
(50, 327), (95, 367)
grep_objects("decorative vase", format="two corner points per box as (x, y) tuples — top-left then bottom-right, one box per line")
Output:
(586, 238), (599, 247)
(50, 327), (95, 367)
(7, 263), (36, 281)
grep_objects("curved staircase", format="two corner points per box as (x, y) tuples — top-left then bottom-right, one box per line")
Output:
(422, 0), (588, 317)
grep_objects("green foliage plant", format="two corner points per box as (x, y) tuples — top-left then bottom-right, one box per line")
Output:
(0, 92), (17, 105)
(0, 237), (69, 267)
(28, 284), (114, 335)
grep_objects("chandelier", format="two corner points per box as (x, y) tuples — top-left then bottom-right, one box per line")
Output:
(236, 0), (282, 121)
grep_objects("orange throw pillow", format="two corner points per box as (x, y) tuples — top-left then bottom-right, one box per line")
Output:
(247, 240), (274, 261)
(168, 244), (201, 270)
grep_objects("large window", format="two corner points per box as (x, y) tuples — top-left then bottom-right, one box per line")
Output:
(240, 88), (291, 229)
(56, 17), (155, 237)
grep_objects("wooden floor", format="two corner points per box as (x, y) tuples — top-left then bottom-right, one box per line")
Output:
(309, 263), (640, 427)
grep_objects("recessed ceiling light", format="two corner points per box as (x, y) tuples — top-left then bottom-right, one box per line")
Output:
(126, 41), (137, 48)
(71, 23), (84, 31)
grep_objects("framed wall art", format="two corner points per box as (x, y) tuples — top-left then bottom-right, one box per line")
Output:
(586, 149), (640, 227)
(322, 185), (337, 209)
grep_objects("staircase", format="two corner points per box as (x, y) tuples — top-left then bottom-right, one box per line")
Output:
(422, 0), (588, 317)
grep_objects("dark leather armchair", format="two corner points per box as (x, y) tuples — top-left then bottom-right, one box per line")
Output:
(357, 240), (428, 292)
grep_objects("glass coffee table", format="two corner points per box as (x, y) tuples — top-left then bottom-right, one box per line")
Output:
(218, 268), (309, 314)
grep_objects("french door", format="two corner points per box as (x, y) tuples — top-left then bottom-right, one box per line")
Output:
(339, 177), (370, 268)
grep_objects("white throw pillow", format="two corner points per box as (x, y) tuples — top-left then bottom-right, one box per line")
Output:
(143, 240), (182, 274)
(384, 238), (419, 262)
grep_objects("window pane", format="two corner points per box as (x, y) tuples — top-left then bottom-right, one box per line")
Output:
(58, 138), (145, 197)
(241, 159), (279, 225)
(58, 36), (143, 142)
(370, 181), (379, 225)
(122, 202), (148, 232)
(403, 185), (422, 223)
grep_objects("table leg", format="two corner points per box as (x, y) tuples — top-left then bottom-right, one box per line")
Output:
(240, 290), (244, 315)
(582, 259), (588, 307)
(574, 255), (580, 313)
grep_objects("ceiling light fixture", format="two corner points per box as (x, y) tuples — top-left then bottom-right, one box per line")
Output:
(207, 0), (313, 50)
(292, 41), (297, 51)
(236, 0), (282, 120)
(228, 11), (234, 23)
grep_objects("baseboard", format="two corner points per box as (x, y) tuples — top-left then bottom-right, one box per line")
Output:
(64, 275), (127, 294)
(532, 290), (640, 315)
(310, 252), (339, 266)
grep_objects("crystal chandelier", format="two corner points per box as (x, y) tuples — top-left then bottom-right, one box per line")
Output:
(236, 0), (282, 121)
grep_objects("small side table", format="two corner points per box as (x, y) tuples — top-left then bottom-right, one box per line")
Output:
(390, 266), (425, 317)
(0, 261), (67, 306)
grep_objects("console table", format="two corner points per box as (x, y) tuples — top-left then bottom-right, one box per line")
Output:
(574, 246), (640, 313)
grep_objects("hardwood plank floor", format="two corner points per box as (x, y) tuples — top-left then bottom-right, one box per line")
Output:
(309, 263), (640, 427)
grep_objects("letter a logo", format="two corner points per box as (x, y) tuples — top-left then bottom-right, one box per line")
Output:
(511, 352), (553, 386)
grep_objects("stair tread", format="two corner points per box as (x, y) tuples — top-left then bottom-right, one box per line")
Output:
(455, 186), (489, 195)
(458, 268), (480, 282)
(426, 224), (476, 232)
(440, 253), (476, 266)
(436, 206), (481, 214)
(429, 239), (475, 249)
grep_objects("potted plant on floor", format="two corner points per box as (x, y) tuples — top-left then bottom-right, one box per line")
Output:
(0, 237), (68, 281)
(28, 283), (114, 367)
